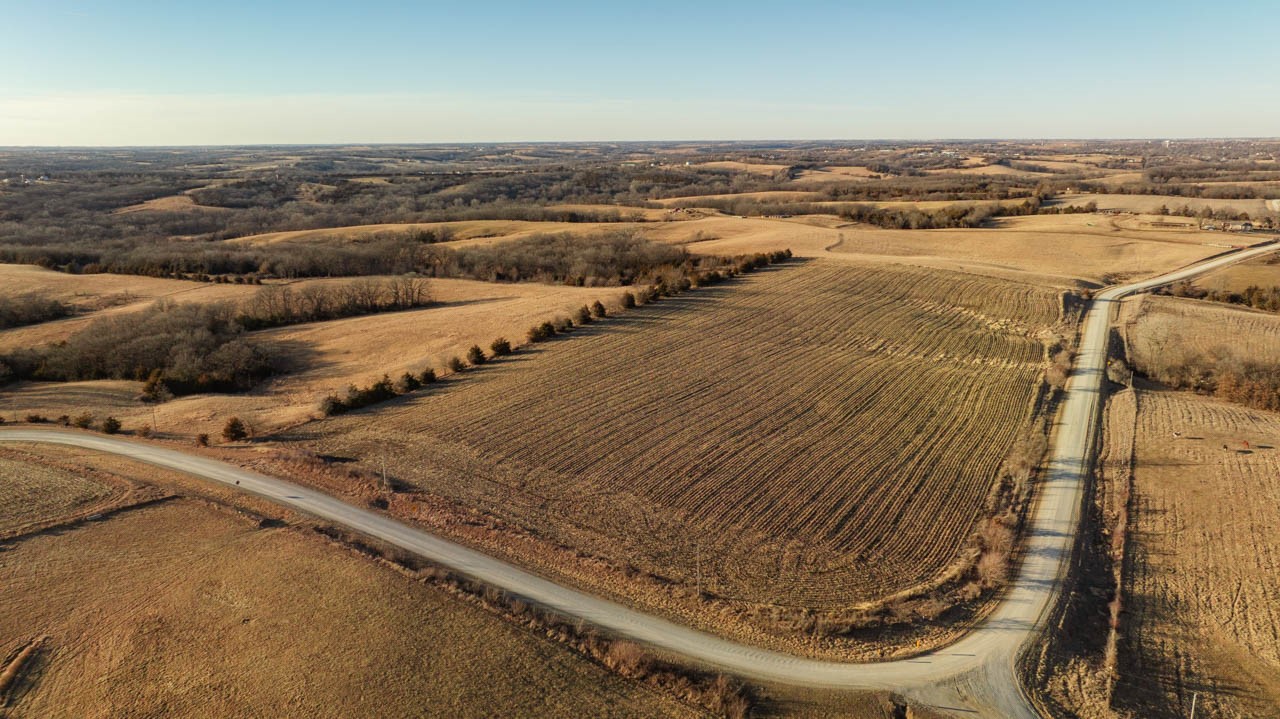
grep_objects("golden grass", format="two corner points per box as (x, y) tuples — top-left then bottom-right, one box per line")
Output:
(0, 272), (442, 354)
(0, 278), (626, 437)
(225, 219), (644, 247)
(653, 190), (827, 206)
(1106, 389), (1280, 717)
(1063, 192), (1274, 216)
(926, 164), (1048, 177)
(0, 480), (695, 718)
(113, 193), (231, 215)
(1123, 294), (1280, 369)
(0, 264), (247, 306)
(0, 451), (119, 535)
(306, 261), (1062, 621)
(788, 166), (881, 185)
(693, 160), (789, 175)
(1194, 255), (1280, 293)
(642, 213), (1220, 287)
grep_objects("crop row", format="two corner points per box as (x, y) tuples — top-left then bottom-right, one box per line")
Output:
(332, 260), (1061, 608)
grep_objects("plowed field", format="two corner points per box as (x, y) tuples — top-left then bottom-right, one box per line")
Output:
(312, 259), (1066, 610)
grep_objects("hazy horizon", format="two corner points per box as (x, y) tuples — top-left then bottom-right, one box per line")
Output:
(4, 0), (1277, 145)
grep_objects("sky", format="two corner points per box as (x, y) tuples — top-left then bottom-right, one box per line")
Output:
(1, 0), (1277, 145)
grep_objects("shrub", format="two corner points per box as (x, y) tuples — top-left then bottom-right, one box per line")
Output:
(24, 414), (48, 424)
(621, 291), (636, 309)
(554, 316), (573, 332)
(418, 368), (437, 384)
(196, 433), (210, 447)
(320, 395), (346, 416)
(136, 424), (151, 438)
(101, 416), (122, 434)
(528, 322), (556, 342)
(447, 356), (466, 373)
(72, 413), (93, 429)
(591, 300), (607, 318)
(222, 416), (248, 442)
(346, 375), (397, 407)
(466, 345), (487, 365)
(575, 306), (592, 324)
(490, 338), (512, 356)
(56, 415), (70, 426)
(394, 372), (421, 394)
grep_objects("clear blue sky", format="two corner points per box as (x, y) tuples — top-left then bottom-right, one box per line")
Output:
(2, 0), (1276, 144)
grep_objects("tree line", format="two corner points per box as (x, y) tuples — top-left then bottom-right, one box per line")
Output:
(0, 277), (433, 396)
(1158, 280), (1280, 313)
(0, 293), (73, 329)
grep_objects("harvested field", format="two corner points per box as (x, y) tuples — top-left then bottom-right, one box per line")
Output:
(0, 486), (695, 718)
(654, 190), (826, 206)
(308, 260), (1065, 613)
(647, 214), (1219, 287)
(790, 166), (881, 184)
(1109, 389), (1280, 717)
(693, 161), (789, 175)
(0, 451), (119, 534)
(1061, 193), (1275, 217)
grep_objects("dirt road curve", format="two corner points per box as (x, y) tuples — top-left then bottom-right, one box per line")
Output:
(2, 242), (1275, 717)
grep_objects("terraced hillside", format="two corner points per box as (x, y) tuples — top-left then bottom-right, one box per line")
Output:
(312, 259), (1068, 615)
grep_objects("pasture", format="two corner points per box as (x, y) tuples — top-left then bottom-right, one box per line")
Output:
(0, 451), (696, 719)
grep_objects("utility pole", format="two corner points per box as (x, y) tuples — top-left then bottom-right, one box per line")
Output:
(1189, 691), (1198, 719)
(380, 452), (389, 492)
(151, 405), (158, 435)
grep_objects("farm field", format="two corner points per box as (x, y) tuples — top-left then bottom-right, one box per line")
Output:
(0, 451), (699, 719)
(305, 259), (1067, 641)
(1194, 253), (1280, 293)
(1122, 294), (1280, 372)
(0, 263), (255, 308)
(0, 268), (374, 352)
(0, 450), (120, 535)
(1060, 192), (1275, 217)
(1107, 389), (1280, 718)
(0, 276), (624, 436)
(644, 213), (1221, 287)
(225, 217), (659, 247)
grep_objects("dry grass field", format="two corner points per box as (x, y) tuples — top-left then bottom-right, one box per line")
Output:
(1061, 193), (1275, 217)
(306, 260), (1065, 622)
(1107, 389), (1280, 718)
(1194, 254), (1280, 293)
(114, 192), (231, 214)
(0, 264), (250, 307)
(693, 161), (789, 175)
(642, 214), (1221, 287)
(225, 218), (663, 247)
(0, 265), (266, 351)
(0, 453), (698, 719)
(790, 166), (881, 184)
(0, 452), (121, 535)
(1123, 294), (1280, 370)
(0, 277), (624, 435)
